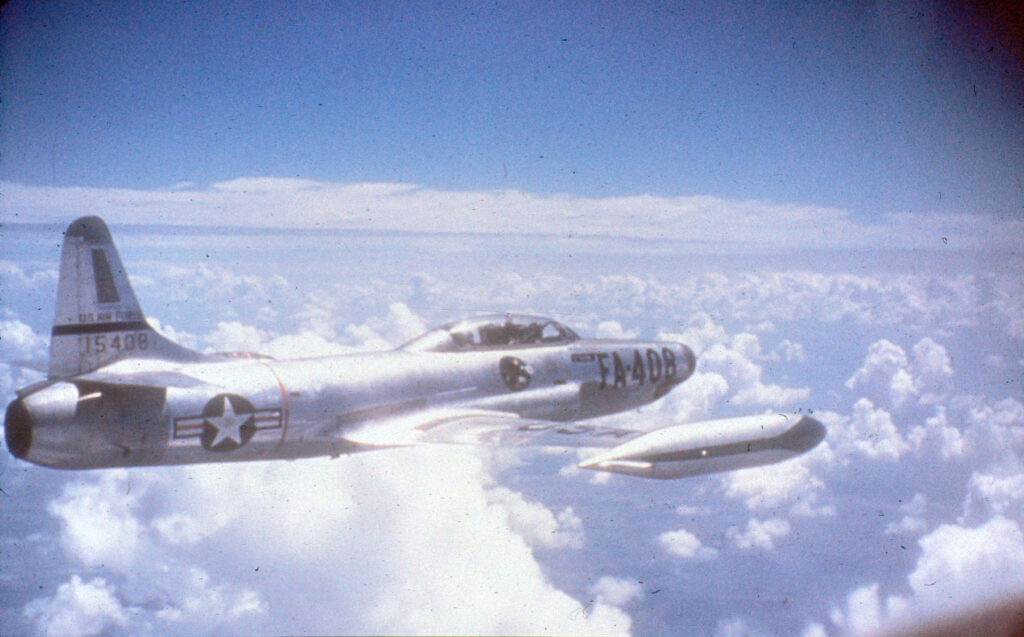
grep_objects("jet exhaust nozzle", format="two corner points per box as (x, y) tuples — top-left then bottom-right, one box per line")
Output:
(5, 398), (33, 459)
(4, 382), (83, 468)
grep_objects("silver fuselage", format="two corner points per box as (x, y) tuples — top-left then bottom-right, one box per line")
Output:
(8, 339), (694, 469)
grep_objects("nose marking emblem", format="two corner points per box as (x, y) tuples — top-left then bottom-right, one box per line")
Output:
(499, 356), (532, 391)
(173, 394), (283, 452)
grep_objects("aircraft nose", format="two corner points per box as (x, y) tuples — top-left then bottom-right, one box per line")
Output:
(678, 344), (696, 382)
(653, 343), (696, 399)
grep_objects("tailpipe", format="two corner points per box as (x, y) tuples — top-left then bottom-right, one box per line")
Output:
(5, 398), (33, 459)
(4, 382), (81, 468)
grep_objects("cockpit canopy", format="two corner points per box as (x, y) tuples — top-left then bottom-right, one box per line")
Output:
(402, 313), (580, 352)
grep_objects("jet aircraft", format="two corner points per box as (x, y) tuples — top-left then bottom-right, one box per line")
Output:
(5, 217), (824, 477)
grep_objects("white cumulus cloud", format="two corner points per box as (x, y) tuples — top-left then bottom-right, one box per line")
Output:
(486, 486), (585, 550)
(832, 398), (911, 461)
(721, 452), (834, 517)
(0, 315), (48, 361)
(885, 493), (929, 535)
(726, 518), (791, 550)
(658, 528), (718, 560)
(589, 575), (642, 607)
(826, 516), (1024, 635)
(29, 448), (632, 635)
(846, 337), (954, 409)
(907, 406), (965, 459)
(24, 575), (128, 637)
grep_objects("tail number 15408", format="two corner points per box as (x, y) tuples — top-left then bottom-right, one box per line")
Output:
(83, 332), (150, 353)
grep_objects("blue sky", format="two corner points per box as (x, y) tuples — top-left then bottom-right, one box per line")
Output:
(2, 0), (1022, 219)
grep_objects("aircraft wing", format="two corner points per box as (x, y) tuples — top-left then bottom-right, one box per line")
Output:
(341, 409), (825, 479)
(74, 368), (218, 390)
(2, 359), (49, 373)
(342, 408), (640, 448)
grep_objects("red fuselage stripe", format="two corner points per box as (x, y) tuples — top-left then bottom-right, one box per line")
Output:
(259, 362), (290, 448)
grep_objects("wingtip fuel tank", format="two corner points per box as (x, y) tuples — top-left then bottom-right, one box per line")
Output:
(578, 413), (826, 479)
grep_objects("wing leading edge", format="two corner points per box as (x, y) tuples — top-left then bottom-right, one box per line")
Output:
(340, 408), (640, 448)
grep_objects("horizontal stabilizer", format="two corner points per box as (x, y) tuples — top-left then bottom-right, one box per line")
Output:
(76, 368), (219, 390)
(3, 359), (49, 373)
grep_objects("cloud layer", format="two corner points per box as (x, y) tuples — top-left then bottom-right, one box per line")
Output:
(4, 178), (1021, 249)
(2, 220), (1023, 635)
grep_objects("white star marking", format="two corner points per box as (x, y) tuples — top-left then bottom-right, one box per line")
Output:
(205, 396), (249, 448)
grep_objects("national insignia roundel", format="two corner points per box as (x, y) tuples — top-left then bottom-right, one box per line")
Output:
(199, 394), (257, 452)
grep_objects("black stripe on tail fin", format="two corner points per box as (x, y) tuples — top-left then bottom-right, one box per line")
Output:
(49, 217), (211, 378)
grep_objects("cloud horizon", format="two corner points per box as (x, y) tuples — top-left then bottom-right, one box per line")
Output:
(4, 177), (1020, 251)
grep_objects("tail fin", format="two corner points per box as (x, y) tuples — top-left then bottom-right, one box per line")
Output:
(49, 217), (209, 378)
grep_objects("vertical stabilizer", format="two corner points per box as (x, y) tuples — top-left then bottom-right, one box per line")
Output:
(49, 217), (207, 378)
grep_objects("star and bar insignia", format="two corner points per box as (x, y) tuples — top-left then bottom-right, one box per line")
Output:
(173, 394), (282, 452)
